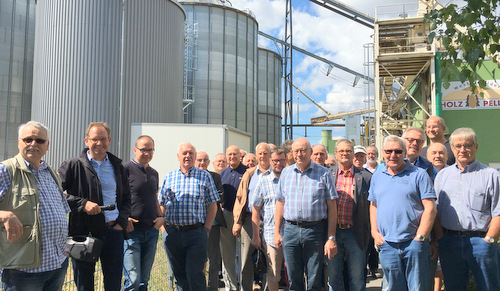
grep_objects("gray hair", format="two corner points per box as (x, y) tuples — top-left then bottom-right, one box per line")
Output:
(18, 121), (50, 140)
(366, 145), (378, 154)
(255, 142), (271, 153)
(402, 126), (425, 138)
(178, 142), (196, 153)
(450, 127), (478, 146)
(334, 139), (354, 152)
(383, 135), (406, 150)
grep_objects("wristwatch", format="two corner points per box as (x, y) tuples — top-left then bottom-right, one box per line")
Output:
(416, 234), (426, 242)
(485, 236), (495, 244)
(328, 235), (336, 242)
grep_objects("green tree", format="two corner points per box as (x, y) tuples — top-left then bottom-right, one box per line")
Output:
(425, 0), (500, 92)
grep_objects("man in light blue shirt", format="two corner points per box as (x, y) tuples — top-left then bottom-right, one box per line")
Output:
(274, 138), (338, 290)
(434, 127), (500, 291)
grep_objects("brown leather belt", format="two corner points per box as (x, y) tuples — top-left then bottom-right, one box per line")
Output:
(168, 223), (204, 231)
(337, 224), (352, 229)
(107, 220), (117, 227)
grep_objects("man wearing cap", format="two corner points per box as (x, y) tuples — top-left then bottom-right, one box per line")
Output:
(353, 146), (367, 170)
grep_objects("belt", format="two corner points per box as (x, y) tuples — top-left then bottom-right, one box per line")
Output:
(286, 220), (323, 227)
(107, 220), (117, 227)
(444, 228), (486, 237)
(168, 223), (204, 231)
(337, 224), (352, 229)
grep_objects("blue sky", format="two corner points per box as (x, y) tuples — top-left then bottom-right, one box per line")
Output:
(227, 0), (465, 146)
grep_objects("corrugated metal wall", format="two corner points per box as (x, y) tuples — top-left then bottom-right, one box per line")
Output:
(0, 0), (35, 160)
(257, 47), (282, 145)
(181, 0), (258, 147)
(31, 0), (185, 167)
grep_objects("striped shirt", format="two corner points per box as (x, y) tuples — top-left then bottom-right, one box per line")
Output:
(336, 166), (355, 225)
(159, 166), (219, 226)
(253, 171), (281, 247)
(278, 162), (337, 222)
(0, 161), (70, 273)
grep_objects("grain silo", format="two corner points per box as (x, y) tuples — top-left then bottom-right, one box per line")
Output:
(180, 0), (258, 146)
(0, 0), (36, 160)
(257, 47), (282, 145)
(31, 0), (185, 167)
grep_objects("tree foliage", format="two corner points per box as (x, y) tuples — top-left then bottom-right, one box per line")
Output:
(425, 0), (500, 92)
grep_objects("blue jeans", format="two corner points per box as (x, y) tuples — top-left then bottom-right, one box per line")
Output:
(2, 258), (68, 291)
(438, 232), (500, 291)
(379, 239), (430, 291)
(72, 227), (124, 291)
(282, 220), (326, 291)
(164, 225), (207, 291)
(123, 227), (159, 291)
(327, 228), (366, 291)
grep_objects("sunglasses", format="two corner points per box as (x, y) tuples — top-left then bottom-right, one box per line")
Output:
(384, 149), (403, 155)
(21, 138), (47, 145)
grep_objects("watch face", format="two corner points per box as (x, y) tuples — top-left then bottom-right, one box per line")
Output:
(489, 237), (495, 243)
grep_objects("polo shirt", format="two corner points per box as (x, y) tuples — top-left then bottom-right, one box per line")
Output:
(220, 163), (248, 211)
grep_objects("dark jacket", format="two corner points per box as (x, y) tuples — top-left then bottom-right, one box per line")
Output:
(58, 148), (131, 239)
(331, 165), (372, 251)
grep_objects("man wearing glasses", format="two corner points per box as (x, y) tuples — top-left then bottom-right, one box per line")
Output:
(368, 135), (436, 290)
(0, 121), (70, 291)
(58, 122), (131, 291)
(122, 135), (163, 291)
(434, 127), (500, 290)
(402, 127), (436, 179)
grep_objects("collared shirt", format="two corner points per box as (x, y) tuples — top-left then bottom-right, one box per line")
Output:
(0, 161), (70, 273)
(247, 166), (271, 212)
(278, 162), (337, 222)
(336, 166), (355, 225)
(368, 161), (436, 243)
(363, 164), (377, 173)
(86, 152), (119, 222)
(435, 160), (500, 232)
(253, 171), (281, 247)
(220, 163), (248, 211)
(159, 166), (219, 226)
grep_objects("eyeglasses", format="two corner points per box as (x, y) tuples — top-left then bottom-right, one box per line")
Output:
(336, 150), (353, 154)
(384, 149), (404, 155)
(271, 158), (286, 163)
(404, 138), (424, 145)
(88, 138), (109, 144)
(136, 147), (155, 154)
(452, 143), (474, 150)
(21, 138), (47, 145)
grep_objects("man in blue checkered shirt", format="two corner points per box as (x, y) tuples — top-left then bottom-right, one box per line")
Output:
(0, 121), (70, 291)
(159, 142), (219, 291)
(274, 138), (338, 290)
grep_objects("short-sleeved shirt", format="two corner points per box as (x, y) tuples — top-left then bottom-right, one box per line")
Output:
(278, 162), (337, 222)
(0, 161), (70, 273)
(434, 160), (500, 232)
(220, 163), (248, 211)
(159, 166), (219, 226)
(368, 161), (436, 243)
(253, 171), (280, 246)
(124, 160), (159, 229)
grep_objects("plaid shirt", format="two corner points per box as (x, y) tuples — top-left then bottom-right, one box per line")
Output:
(336, 166), (355, 225)
(0, 161), (70, 273)
(278, 162), (337, 222)
(159, 166), (219, 226)
(253, 171), (281, 247)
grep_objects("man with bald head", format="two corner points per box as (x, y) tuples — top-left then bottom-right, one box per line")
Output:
(213, 153), (227, 174)
(242, 153), (257, 168)
(274, 138), (338, 290)
(233, 143), (272, 290)
(312, 144), (328, 166)
(421, 116), (455, 165)
(426, 143), (448, 173)
(220, 145), (248, 291)
(159, 143), (219, 290)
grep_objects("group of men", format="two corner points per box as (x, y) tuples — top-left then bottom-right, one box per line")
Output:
(0, 116), (499, 291)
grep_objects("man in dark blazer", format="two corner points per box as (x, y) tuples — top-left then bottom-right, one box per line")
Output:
(327, 138), (372, 291)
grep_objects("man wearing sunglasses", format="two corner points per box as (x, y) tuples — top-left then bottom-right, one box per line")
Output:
(0, 121), (70, 291)
(368, 135), (436, 290)
(58, 122), (131, 291)
(402, 127), (436, 180)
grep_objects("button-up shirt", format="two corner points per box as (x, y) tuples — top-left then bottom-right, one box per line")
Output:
(220, 163), (248, 211)
(0, 161), (70, 273)
(279, 162), (337, 222)
(253, 171), (280, 246)
(336, 166), (355, 225)
(435, 160), (500, 232)
(87, 152), (118, 222)
(159, 166), (219, 226)
(247, 166), (271, 212)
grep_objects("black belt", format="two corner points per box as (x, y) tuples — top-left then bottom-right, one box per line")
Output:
(286, 219), (324, 227)
(444, 228), (486, 237)
(168, 223), (204, 231)
(337, 224), (352, 229)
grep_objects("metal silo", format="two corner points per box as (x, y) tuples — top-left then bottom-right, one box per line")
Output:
(181, 0), (258, 146)
(31, 0), (185, 167)
(0, 0), (36, 160)
(257, 47), (282, 145)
